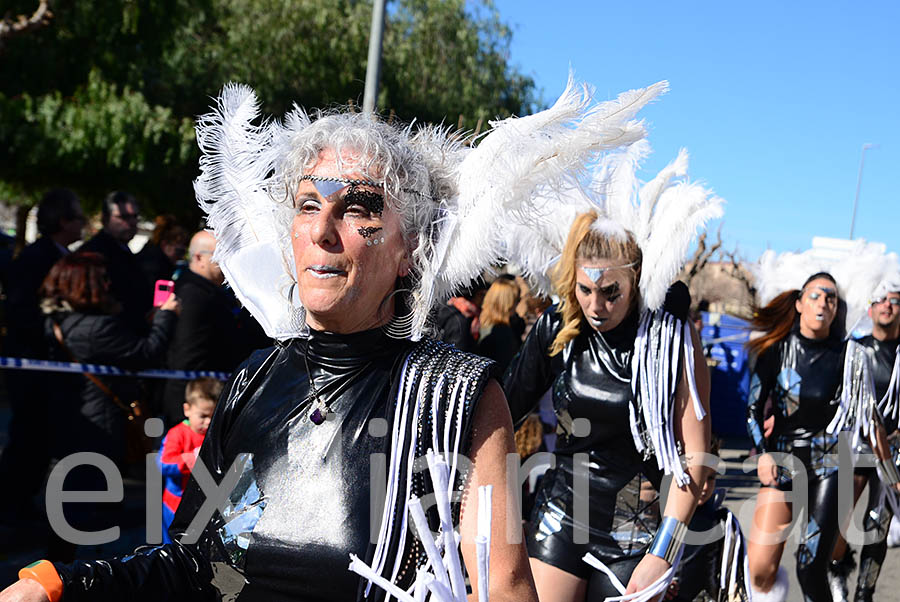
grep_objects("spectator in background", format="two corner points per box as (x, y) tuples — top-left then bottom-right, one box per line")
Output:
(157, 377), (222, 544)
(161, 231), (252, 427)
(0, 189), (85, 519)
(81, 191), (152, 333)
(477, 277), (522, 374)
(434, 279), (488, 352)
(136, 214), (189, 284)
(41, 251), (179, 560)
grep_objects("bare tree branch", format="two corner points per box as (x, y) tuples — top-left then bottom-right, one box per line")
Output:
(683, 222), (723, 285)
(721, 248), (757, 300)
(0, 0), (53, 51)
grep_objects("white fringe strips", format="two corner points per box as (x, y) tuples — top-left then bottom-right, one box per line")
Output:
(720, 511), (752, 601)
(350, 462), (494, 602)
(582, 510), (749, 602)
(357, 341), (492, 601)
(629, 314), (706, 486)
(582, 547), (684, 602)
(828, 340), (877, 453)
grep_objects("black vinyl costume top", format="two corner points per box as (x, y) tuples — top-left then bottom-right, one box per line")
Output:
(857, 335), (900, 433)
(745, 328), (845, 455)
(52, 328), (493, 601)
(503, 282), (689, 578)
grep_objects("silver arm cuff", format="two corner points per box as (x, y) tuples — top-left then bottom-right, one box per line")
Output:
(648, 516), (687, 565)
(879, 457), (900, 486)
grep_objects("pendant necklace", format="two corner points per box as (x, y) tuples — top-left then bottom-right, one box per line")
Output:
(302, 341), (330, 425)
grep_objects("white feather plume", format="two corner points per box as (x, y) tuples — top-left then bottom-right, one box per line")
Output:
(751, 248), (828, 308)
(192, 76), (675, 341)
(587, 145), (724, 310)
(193, 84), (300, 340)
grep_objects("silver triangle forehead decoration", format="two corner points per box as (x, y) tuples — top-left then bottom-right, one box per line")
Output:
(581, 262), (637, 283)
(298, 174), (382, 199)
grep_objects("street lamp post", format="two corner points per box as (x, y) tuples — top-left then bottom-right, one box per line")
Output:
(849, 143), (879, 239)
(363, 0), (387, 115)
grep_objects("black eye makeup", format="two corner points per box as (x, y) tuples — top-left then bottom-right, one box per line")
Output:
(344, 186), (384, 215)
(599, 282), (621, 297)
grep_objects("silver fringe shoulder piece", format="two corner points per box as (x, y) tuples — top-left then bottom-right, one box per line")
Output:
(629, 309), (706, 486)
(358, 341), (493, 600)
(877, 347), (900, 426)
(828, 339), (877, 451)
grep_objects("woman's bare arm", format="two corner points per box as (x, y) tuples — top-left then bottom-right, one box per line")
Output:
(459, 379), (538, 602)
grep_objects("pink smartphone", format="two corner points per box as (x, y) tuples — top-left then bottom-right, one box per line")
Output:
(153, 279), (175, 307)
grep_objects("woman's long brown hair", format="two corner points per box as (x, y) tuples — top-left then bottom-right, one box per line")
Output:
(746, 289), (800, 357)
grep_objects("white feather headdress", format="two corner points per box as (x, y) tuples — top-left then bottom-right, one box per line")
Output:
(502, 138), (724, 311)
(193, 76), (668, 340)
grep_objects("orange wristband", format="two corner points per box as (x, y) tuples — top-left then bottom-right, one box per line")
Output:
(18, 560), (63, 602)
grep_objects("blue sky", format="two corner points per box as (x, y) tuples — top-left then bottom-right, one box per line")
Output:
(492, 0), (899, 261)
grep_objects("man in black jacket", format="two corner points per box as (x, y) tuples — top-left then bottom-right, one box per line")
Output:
(0, 189), (85, 514)
(80, 191), (152, 334)
(161, 231), (260, 427)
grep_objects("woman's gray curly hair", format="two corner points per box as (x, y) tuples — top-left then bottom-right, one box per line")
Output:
(273, 108), (466, 337)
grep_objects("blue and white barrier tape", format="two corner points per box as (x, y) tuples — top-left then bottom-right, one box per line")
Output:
(0, 356), (230, 381)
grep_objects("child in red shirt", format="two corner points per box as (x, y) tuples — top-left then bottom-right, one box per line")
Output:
(157, 377), (222, 543)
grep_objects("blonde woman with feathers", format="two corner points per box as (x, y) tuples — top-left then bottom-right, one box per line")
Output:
(503, 211), (712, 602)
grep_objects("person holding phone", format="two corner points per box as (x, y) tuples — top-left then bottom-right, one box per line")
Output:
(36, 251), (180, 561)
(159, 230), (254, 428)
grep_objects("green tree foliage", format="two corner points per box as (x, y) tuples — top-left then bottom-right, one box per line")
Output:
(0, 0), (536, 217)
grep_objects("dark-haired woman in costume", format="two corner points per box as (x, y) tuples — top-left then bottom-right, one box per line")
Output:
(745, 272), (850, 602)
